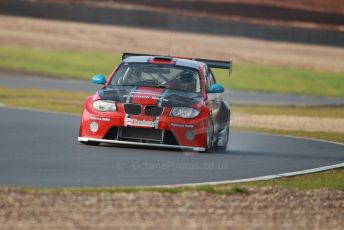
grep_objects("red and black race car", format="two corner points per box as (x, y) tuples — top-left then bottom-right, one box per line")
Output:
(78, 53), (232, 152)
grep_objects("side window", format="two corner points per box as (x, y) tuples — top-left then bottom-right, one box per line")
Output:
(209, 69), (216, 84)
(203, 66), (211, 91)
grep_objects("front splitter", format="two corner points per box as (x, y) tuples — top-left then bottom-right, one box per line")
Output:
(78, 137), (206, 152)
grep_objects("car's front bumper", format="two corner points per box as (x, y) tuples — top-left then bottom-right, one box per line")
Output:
(79, 101), (209, 148)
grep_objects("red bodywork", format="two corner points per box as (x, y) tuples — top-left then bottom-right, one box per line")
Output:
(78, 55), (230, 151)
(79, 66), (209, 149)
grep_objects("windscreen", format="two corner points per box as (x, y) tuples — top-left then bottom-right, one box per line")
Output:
(109, 63), (201, 93)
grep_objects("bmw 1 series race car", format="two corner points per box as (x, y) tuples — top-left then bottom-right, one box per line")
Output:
(78, 53), (232, 152)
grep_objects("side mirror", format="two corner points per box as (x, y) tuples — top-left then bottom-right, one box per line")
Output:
(91, 75), (106, 85)
(208, 84), (224, 94)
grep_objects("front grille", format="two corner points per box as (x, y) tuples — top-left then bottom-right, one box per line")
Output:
(145, 106), (163, 116)
(124, 104), (141, 115)
(120, 127), (163, 141)
(104, 126), (179, 145)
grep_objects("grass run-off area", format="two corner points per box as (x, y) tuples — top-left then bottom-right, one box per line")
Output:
(233, 127), (344, 144)
(20, 168), (344, 194)
(0, 87), (87, 114)
(234, 104), (344, 118)
(1, 46), (344, 97)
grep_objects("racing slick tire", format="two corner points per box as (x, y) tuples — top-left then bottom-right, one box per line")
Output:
(200, 119), (215, 153)
(215, 125), (229, 151)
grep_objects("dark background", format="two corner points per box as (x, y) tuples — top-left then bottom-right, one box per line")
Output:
(0, 0), (343, 46)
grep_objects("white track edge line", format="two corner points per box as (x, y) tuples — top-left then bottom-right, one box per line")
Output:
(151, 162), (344, 188)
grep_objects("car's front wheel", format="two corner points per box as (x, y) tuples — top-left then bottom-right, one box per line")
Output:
(215, 125), (229, 151)
(200, 119), (215, 153)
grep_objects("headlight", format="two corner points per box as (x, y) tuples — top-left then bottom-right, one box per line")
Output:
(170, 107), (200, 118)
(92, 100), (117, 112)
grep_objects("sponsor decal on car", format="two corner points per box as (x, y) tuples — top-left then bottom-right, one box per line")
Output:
(90, 116), (110, 122)
(124, 118), (157, 127)
(171, 123), (194, 128)
(123, 94), (169, 102)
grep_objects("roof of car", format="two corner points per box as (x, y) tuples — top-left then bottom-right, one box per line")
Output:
(123, 56), (202, 70)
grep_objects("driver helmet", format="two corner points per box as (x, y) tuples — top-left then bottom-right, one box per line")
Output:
(180, 72), (194, 83)
(179, 72), (195, 91)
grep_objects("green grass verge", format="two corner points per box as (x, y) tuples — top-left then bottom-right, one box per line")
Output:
(232, 104), (344, 118)
(214, 65), (344, 97)
(233, 127), (344, 144)
(0, 87), (88, 114)
(1, 46), (344, 97)
(233, 168), (344, 191)
(0, 46), (119, 80)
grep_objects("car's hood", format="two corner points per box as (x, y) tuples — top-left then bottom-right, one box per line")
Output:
(98, 86), (203, 107)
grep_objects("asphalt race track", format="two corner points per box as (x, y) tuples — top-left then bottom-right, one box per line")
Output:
(0, 106), (343, 187)
(1, 72), (344, 106)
